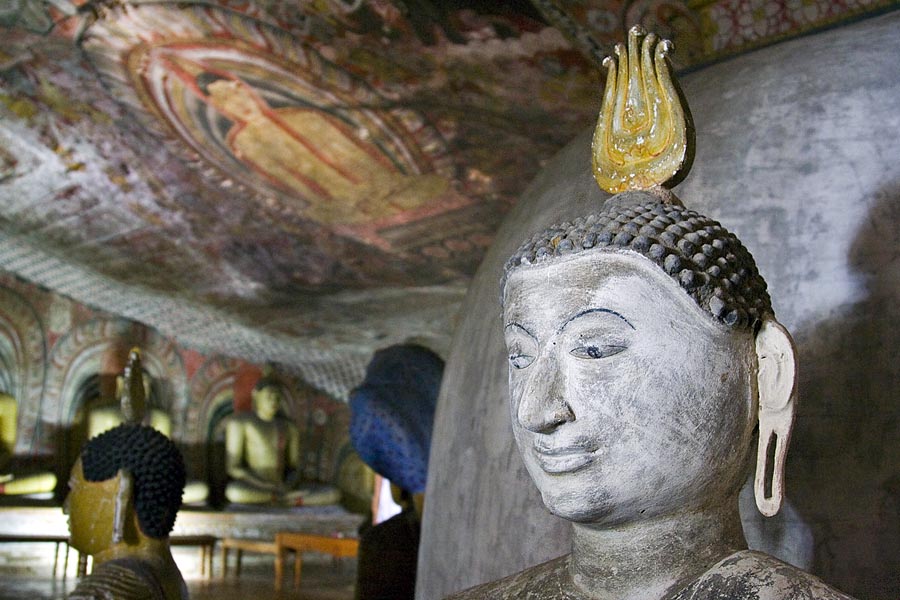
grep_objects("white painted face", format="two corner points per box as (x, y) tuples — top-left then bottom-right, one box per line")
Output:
(503, 251), (757, 525)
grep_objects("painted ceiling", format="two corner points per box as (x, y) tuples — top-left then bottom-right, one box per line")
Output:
(0, 0), (890, 397)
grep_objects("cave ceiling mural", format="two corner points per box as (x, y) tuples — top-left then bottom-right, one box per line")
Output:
(0, 0), (892, 397)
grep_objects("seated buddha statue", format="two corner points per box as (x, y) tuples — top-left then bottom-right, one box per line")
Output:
(224, 377), (340, 506)
(65, 352), (187, 600)
(0, 391), (57, 497)
(86, 357), (208, 505)
(449, 27), (854, 600)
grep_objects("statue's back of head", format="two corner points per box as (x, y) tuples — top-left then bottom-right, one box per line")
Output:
(81, 423), (186, 539)
(350, 343), (444, 495)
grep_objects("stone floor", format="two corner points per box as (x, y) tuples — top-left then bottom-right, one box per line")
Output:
(0, 544), (356, 600)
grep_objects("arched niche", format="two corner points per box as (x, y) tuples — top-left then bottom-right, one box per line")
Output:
(284, 373), (373, 514)
(42, 319), (187, 467)
(0, 285), (47, 454)
(184, 355), (242, 446)
(184, 355), (241, 506)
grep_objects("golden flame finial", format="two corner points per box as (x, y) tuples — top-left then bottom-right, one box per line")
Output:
(120, 347), (146, 425)
(592, 26), (695, 195)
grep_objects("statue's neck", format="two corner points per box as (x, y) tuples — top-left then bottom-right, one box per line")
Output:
(568, 498), (746, 600)
(93, 535), (173, 568)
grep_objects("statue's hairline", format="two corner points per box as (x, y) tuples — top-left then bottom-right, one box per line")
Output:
(505, 246), (749, 323)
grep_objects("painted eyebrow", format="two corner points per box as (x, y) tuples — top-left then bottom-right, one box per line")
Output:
(557, 308), (635, 334)
(504, 322), (537, 340)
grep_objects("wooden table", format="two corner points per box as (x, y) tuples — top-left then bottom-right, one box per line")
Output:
(0, 533), (72, 578)
(170, 535), (217, 578)
(220, 537), (277, 578)
(274, 532), (359, 591)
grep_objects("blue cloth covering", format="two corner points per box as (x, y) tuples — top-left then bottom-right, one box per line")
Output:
(349, 344), (444, 494)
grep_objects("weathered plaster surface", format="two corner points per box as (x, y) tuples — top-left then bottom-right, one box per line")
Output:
(2, 1), (888, 399)
(419, 11), (900, 600)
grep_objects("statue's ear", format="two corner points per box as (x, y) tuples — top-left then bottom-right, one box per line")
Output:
(112, 469), (134, 544)
(753, 317), (798, 517)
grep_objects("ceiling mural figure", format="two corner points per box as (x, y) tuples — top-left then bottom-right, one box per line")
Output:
(144, 47), (446, 225)
(0, 0), (894, 399)
(81, 4), (459, 243)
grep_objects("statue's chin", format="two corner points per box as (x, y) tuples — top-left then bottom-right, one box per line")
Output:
(539, 486), (617, 525)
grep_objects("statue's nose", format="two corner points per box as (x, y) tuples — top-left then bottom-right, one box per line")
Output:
(516, 352), (574, 433)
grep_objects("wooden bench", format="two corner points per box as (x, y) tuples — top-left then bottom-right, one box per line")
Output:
(274, 532), (359, 591)
(220, 537), (277, 578)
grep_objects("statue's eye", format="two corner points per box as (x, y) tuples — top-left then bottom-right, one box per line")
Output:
(570, 344), (627, 360)
(509, 353), (535, 369)
(504, 323), (538, 370)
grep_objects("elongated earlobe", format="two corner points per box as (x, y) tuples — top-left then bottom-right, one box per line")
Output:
(112, 470), (133, 544)
(754, 318), (798, 517)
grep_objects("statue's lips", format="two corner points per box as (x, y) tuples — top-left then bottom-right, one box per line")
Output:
(532, 444), (598, 474)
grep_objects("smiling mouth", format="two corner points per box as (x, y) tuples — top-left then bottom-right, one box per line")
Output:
(532, 446), (598, 474)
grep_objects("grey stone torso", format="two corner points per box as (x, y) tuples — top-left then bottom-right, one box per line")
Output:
(446, 551), (855, 600)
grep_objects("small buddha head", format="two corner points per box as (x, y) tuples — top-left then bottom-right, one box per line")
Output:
(500, 27), (797, 527)
(251, 377), (283, 422)
(65, 423), (186, 555)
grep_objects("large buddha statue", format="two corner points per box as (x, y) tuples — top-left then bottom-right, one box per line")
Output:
(65, 352), (187, 600)
(0, 391), (57, 497)
(224, 376), (340, 506)
(449, 27), (854, 600)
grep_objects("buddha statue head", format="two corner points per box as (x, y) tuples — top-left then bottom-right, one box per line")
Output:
(67, 349), (185, 557)
(251, 376), (283, 422)
(66, 422), (186, 556)
(500, 26), (797, 527)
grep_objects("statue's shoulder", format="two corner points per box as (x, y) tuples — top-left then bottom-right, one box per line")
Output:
(446, 555), (583, 600)
(67, 558), (165, 600)
(674, 550), (856, 600)
(225, 411), (254, 426)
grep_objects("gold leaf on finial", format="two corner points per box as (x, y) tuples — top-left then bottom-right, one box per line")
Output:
(120, 347), (146, 426)
(592, 26), (695, 195)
